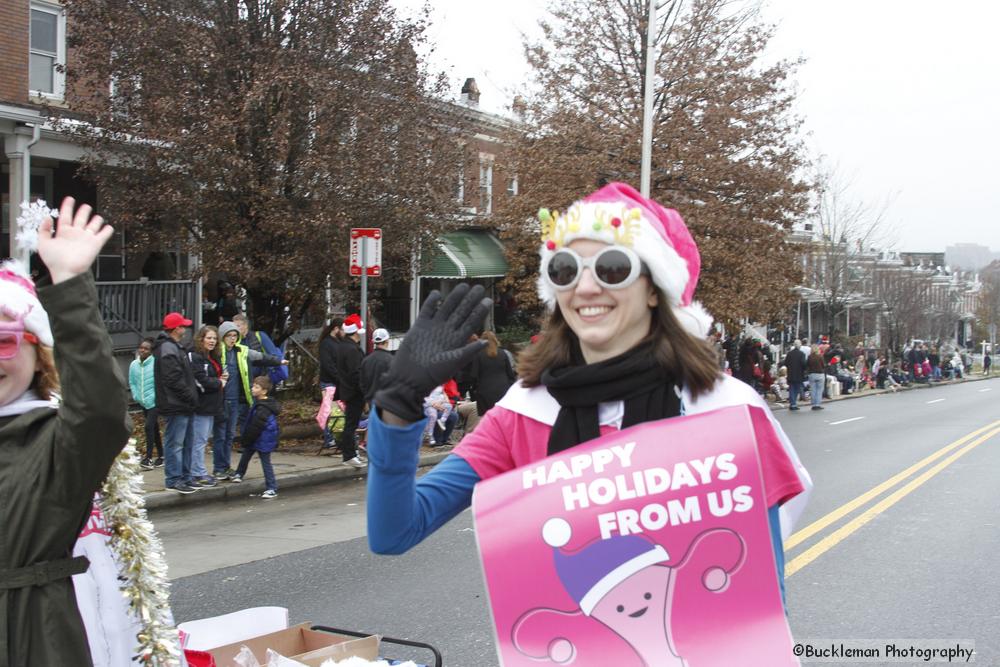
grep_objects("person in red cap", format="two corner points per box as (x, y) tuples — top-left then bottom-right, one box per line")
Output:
(153, 311), (200, 493)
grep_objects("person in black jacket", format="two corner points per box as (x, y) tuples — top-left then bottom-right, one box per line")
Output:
(782, 339), (807, 411)
(189, 325), (226, 487)
(469, 330), (516, 417)
(335, 314), (367, 468)
(153, 312), (200, 493)
(318, 318), (342, 450)
(361, 328), (393, 403)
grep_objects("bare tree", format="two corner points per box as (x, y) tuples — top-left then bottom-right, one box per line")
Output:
(61, 0), (466, 338)
(808, 163), (896, 337)
(974, 263), (1000, 346)
(876, 266), (929, 354)
(492, 0), (810, 326)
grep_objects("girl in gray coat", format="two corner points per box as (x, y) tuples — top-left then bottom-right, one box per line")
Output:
(0, 198), (130, 666)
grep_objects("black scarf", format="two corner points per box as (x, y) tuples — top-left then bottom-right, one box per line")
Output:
(542, 342), (680, 455)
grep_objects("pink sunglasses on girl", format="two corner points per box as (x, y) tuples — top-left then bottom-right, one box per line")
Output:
(0, 321), (39, 360)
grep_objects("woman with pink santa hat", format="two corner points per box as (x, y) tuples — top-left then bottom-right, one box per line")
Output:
(364, 183), (812, 641)
(0, 198), (131, 665)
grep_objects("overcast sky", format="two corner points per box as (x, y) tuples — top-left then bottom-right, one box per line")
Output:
(392, 0), (1000, 252)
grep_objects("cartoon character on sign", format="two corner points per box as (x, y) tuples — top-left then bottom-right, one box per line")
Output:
(511, 518), (745, 666)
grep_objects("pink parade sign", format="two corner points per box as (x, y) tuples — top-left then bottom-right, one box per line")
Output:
(472, 405), (798, 667)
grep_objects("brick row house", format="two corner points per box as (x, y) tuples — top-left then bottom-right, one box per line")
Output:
(1, 0), (516, 351)
(1, 0), (199, 369)
(788, 226), (980, 349)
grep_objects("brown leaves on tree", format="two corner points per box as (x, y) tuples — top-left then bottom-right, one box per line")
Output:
(492, 0), (810, 329)
(61, 0), (467, 336)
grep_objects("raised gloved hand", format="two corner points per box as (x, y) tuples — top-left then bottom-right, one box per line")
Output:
(374, 283), (492, 423)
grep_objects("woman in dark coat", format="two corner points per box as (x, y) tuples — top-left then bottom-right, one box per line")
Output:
(469, 330), (516, 417)
(0, 198), (130, 666)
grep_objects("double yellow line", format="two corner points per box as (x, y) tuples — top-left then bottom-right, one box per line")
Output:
(785, 420), (1000, 577)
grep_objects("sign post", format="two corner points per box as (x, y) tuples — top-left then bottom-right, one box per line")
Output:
(350, 228), (382, 343)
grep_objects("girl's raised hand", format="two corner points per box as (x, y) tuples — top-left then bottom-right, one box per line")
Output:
(37, 197), (114, 284)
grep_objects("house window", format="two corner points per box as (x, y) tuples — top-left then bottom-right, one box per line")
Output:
(29, 3), (66, 98)
(479, 156), (493, 214)
(506, 175), (518, 196)
(455, 166), (465, 203)
(96, 228), (125, 281)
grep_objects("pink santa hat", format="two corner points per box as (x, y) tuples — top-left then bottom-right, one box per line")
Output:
(537, 182), (713, 337)
(0, 261), (53, 347)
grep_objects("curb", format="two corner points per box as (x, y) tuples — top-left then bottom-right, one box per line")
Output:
(145, 451), (452, 511)
(770, 373), (994, 411)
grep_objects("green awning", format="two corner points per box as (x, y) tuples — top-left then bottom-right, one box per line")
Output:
(423, 229), (509, 279)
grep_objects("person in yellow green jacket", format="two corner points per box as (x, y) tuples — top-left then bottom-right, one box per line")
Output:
(212, 321), (287, 479)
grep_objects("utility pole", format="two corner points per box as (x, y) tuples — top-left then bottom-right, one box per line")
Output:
(640, 0), (659, 197)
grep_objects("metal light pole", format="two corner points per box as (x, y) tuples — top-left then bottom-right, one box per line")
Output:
(640, 0), (659, 197)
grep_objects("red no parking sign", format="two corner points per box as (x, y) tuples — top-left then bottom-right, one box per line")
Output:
(350, 228), (382, 277)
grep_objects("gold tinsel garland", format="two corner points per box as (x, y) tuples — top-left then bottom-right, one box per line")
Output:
(99, 440), (183, 666)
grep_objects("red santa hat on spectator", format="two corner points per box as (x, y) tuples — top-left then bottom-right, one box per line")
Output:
(537, 182), (713, 337)
(342, 314), (364, 335)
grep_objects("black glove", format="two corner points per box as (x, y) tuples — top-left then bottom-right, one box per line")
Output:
(375, 283), (492, 422)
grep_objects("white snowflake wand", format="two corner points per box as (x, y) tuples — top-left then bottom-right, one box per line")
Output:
(13, 199), (58, 268)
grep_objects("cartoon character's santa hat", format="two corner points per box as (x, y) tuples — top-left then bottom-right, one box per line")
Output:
(0, 261), (53, 346)
(342, 313), (364, 335)
(542, 517), (669, 616)
(537, 182), (713, 337)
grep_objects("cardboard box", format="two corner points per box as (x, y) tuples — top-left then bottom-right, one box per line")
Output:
(208, 622), (379, 667)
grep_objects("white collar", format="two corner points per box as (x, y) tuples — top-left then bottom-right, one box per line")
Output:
(496, 375), (762, 426)
(0, 390), (58, 418)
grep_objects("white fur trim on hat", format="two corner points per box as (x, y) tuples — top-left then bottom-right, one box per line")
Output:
(0, 261), (53, 346)
(672, 300), (714, 338)
(579, 545), (670, 616)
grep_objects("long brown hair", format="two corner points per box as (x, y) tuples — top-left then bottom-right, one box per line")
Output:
(483, 330), (499, 358)
(32, 346), (59, 400)
(194, 325), (221, 362)
(517, 289), (720, 398)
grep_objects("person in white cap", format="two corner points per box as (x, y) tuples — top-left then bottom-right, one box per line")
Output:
(0, 197), (131, 665)
(361, 328), (393, 405)
(363, 183), (812, 607)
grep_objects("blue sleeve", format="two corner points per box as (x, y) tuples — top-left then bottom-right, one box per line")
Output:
(366, 407), (481, 555)
(768, 504), (786, 609)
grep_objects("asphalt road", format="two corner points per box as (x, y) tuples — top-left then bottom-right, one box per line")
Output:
(160, 377), (1000, 666)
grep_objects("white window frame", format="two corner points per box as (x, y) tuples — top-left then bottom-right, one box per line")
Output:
(506, 175), (518, 197)
(29, 1), (67, 100)
(479, 154), (494, 214)
(455, 165), (465, 203)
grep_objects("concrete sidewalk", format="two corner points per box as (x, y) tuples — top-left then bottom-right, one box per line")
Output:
(144, 446), (451, 510)
(768, 371), (994, 410)
(144, 372), (997, 511)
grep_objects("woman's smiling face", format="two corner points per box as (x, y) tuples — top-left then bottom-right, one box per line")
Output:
(555, 239), (658, 364)
(0, 315), (39, 408)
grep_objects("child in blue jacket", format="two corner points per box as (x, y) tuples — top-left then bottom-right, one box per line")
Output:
(230, 376), (281, 498)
